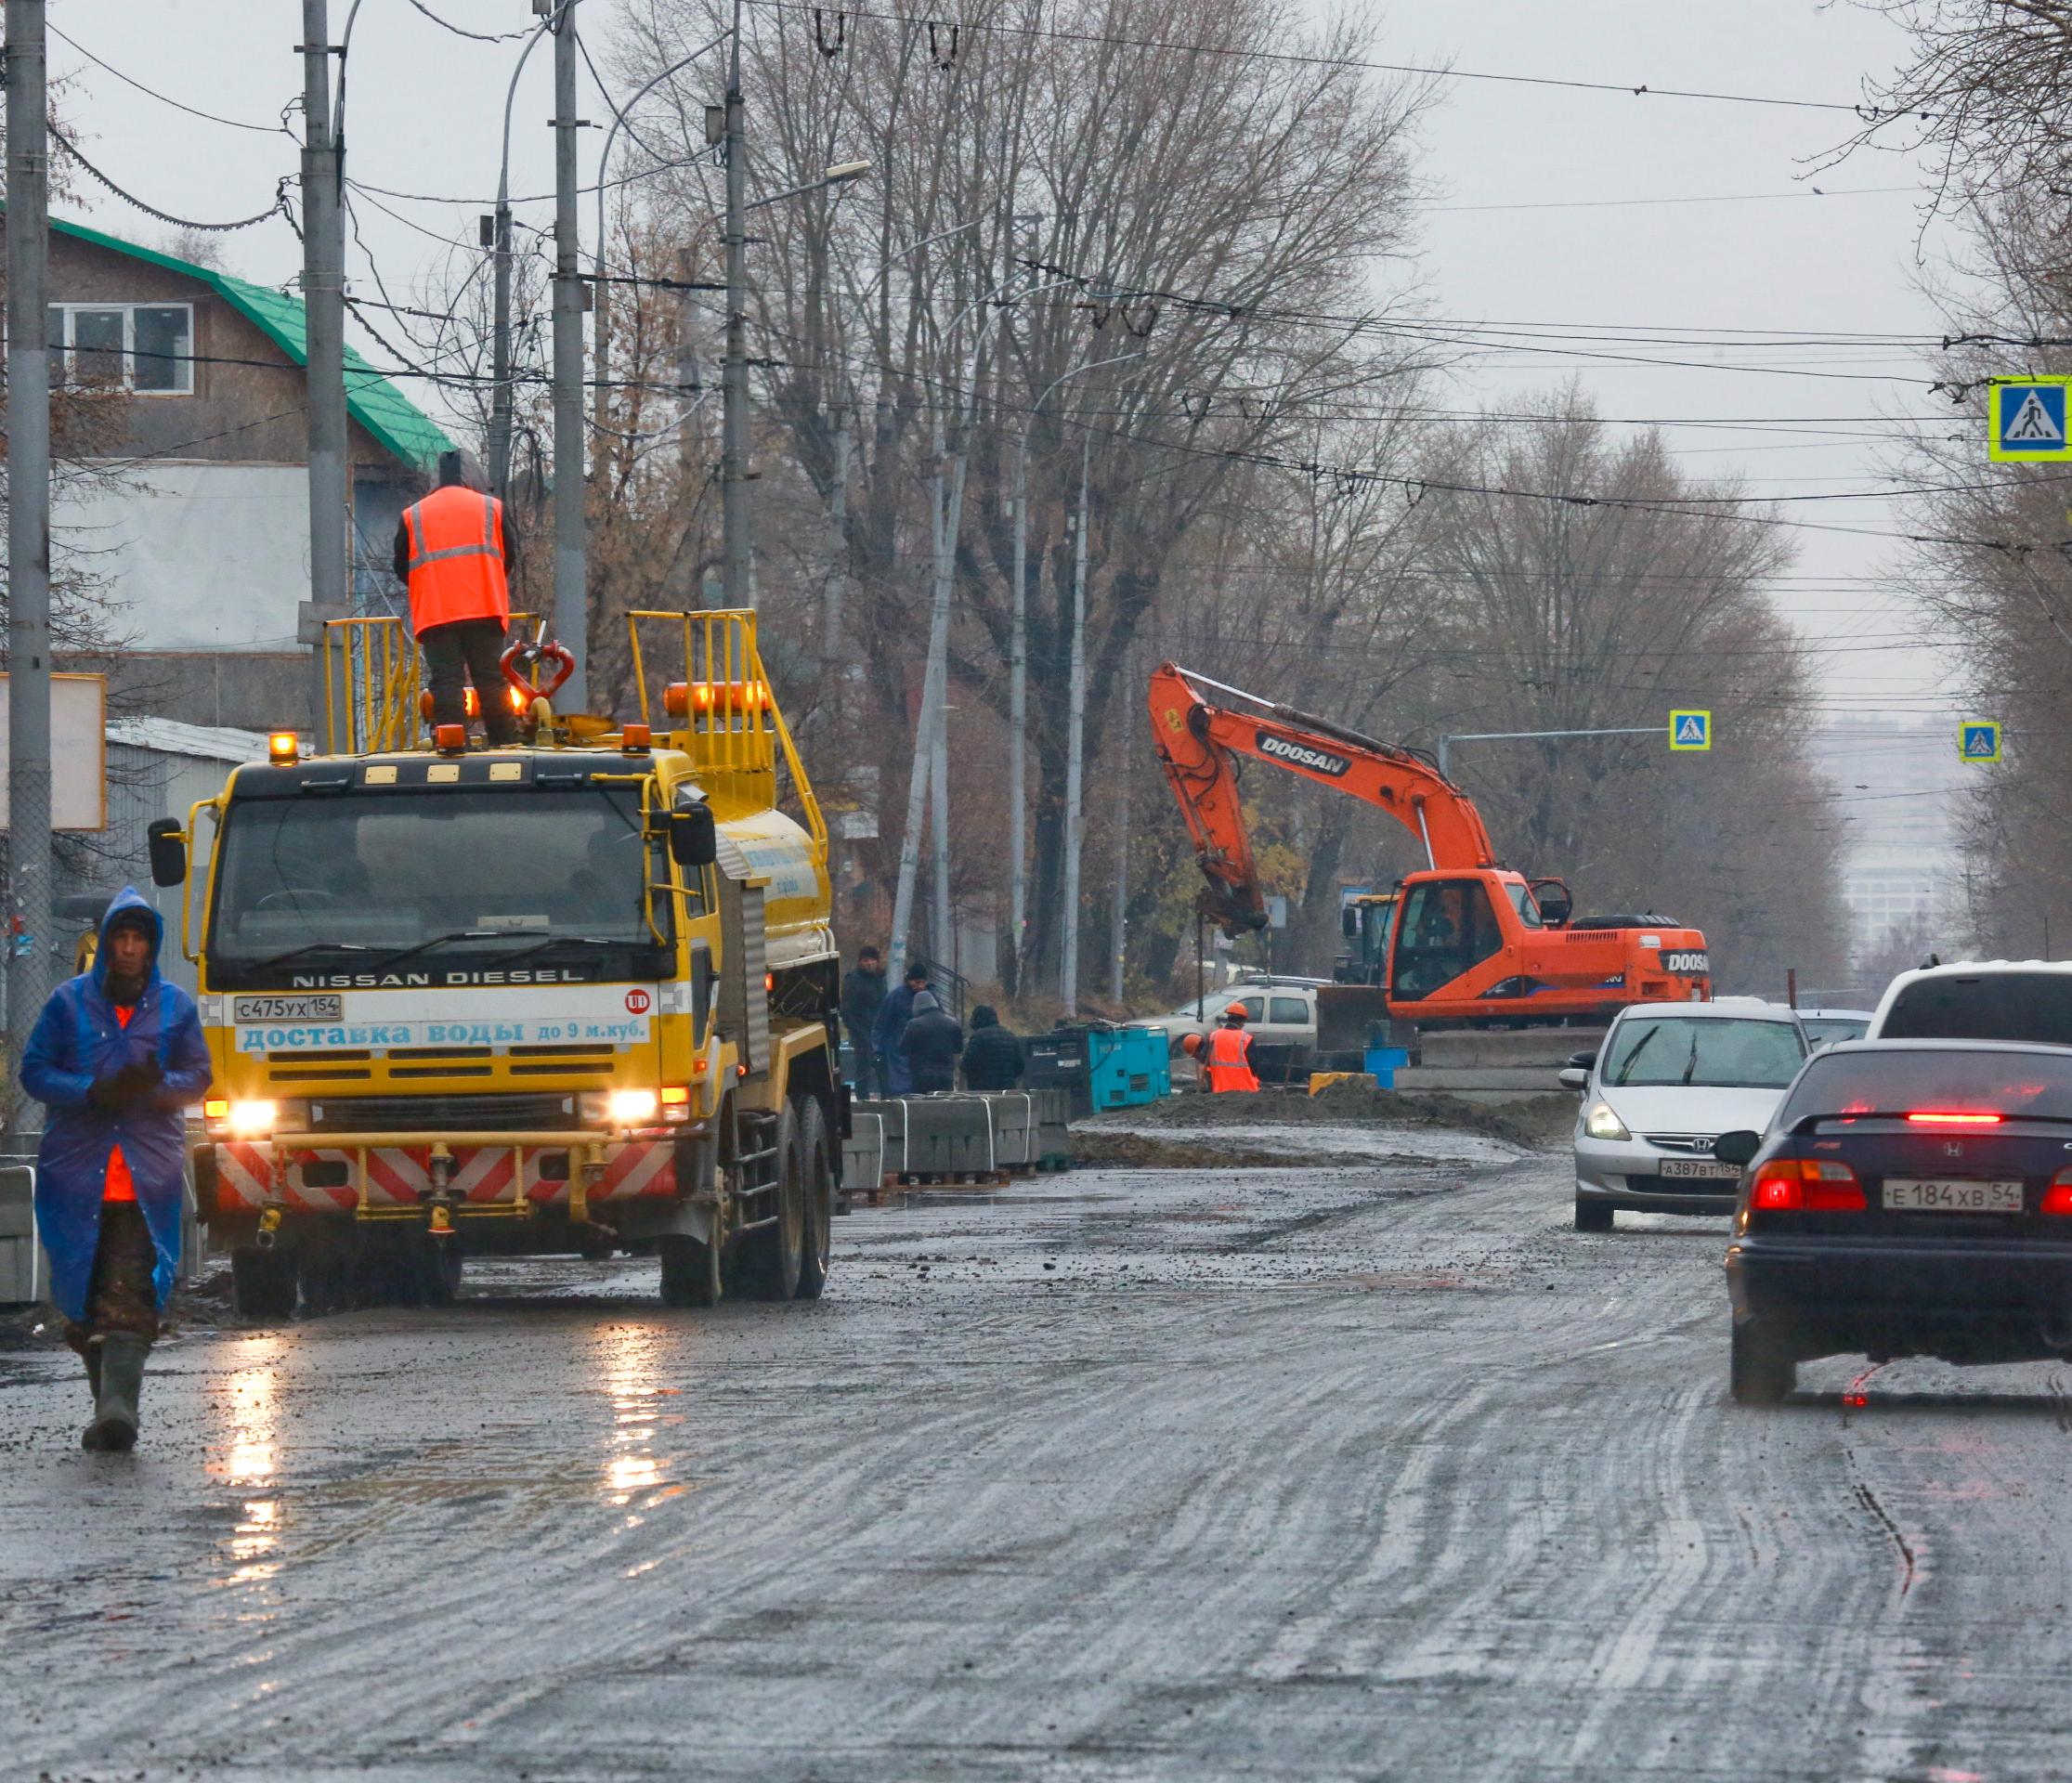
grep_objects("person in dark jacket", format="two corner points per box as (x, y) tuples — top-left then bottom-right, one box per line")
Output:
(871, 961), (931, 1096)
(20, 888), (213, 1451)
(840, 944), (888, 1097)
(960, 1005), (1024, 1091)
(899, 990), (965, 1093)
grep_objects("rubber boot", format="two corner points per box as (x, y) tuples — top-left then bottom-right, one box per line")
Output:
(84, 1346), (101, 1405)
(81, 1334), (148, 1452)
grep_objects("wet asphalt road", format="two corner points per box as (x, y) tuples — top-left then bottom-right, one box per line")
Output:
(7, 1142), (2072, 1781)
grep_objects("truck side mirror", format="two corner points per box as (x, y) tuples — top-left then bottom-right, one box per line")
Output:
(147, 818), (187, 888)
(669, 804), (717, 868)
(1341, 905), (1359, 941)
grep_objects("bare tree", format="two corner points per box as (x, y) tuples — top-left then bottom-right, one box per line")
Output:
(617, 0), (1439, 986)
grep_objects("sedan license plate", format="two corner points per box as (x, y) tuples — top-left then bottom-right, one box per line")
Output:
(1883, 1178), (2025, 1213)
(1657, 1159), (1740, 1180)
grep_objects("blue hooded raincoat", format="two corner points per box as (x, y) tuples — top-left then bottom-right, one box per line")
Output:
(21, 886), (213, 1321)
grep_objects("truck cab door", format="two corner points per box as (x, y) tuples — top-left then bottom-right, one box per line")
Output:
(1389, 877), (1505, 1002)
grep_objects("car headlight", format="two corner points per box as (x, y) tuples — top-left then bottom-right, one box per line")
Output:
(1584, 1101), (1631, 1142)
(227, 1100), (278, 1139)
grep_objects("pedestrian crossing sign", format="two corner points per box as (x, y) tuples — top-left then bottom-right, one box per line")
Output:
(1669, 710), (1711, 751)
(1960, 720), (2001, 763)
(1989, 379), (2072, 462)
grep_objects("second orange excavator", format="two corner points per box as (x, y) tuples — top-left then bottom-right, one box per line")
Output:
(1150, 663), (1713, 1026)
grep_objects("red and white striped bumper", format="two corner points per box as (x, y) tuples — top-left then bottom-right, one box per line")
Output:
(212, 1139), (678, 1214)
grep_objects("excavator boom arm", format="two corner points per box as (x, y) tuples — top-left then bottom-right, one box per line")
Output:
(1149, 663), (1501, 937)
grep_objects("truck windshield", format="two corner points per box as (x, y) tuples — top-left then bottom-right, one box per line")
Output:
(207, 787), (672, 972)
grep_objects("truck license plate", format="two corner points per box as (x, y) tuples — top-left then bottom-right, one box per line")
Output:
(1657, 1159), (1739, 1179)
(1883, 1179), (2024, 1213)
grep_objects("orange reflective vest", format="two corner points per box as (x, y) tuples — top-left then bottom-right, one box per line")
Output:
(402, 486), (511, 634)
(1205, 1024), (1258, 1093)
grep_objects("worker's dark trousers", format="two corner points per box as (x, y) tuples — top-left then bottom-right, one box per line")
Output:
(420, 618), (518, 745)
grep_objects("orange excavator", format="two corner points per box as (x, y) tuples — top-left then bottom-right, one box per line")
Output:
(1149, 664), (1713, 1026)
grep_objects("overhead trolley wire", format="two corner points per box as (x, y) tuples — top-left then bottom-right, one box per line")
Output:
(739, 0), (1926, 117)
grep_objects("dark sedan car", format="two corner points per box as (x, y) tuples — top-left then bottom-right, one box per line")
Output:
(1717, 1039), (2072, 1404)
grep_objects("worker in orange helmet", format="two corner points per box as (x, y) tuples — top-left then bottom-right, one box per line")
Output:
(393, 450), (521, 746)
(1202, 1004), (1260, 1093)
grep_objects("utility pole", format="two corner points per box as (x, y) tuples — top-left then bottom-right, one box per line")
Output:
(1060, 431), (1091, 1015)
(1006, 437), (1030, 996)
(720, 0), (750, 606)
(300, 0), (348, 733)
(1110, 640), (1132, 1004)
(5, 0), (51, 1120)
(550, 0), (588, 707)
(487, 199), (513, 496)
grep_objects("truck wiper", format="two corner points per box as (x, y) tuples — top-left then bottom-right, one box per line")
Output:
(367, 930), (503, 973)
(240, 940), (377, 976)
(487, 934), (623, 969)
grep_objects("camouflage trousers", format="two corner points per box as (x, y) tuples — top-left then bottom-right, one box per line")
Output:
(63, 1202), (160, 1355)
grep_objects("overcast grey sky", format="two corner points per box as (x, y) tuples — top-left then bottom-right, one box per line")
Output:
(46, 0), (1966, 732)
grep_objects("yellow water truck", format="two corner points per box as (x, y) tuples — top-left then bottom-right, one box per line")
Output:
(146, 609), (843, 1317)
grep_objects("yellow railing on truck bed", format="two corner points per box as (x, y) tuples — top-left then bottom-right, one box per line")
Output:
(320, 612), (541, 755)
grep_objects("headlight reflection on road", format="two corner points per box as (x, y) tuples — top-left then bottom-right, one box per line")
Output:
(588, 1323), (678, 1508)
(209, 1337), (285, 1586)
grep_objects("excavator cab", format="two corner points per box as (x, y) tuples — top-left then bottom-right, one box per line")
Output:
(1334, 892), (1400, 987)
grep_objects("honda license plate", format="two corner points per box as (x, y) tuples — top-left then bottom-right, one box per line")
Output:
(1658, 1159), (1739, 1180)
(1883, 1178), (2024, 1213)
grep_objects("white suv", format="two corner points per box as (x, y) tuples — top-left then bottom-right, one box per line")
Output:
(1869, 960), (2072, 1046)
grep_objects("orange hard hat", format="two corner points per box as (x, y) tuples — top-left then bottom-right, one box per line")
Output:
(1223, 1004), (1249, 1022)
(1180, 1032), (1204, 1057)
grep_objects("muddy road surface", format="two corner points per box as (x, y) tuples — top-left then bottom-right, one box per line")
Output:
(7, 1144), (2072, 1780)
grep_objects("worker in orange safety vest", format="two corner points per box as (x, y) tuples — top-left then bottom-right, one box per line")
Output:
(392, 450), (521, 745)
(1203, 1005), (1260, 1093)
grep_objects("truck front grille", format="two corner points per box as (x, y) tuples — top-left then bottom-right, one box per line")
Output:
(304, 1092), (580, 1134)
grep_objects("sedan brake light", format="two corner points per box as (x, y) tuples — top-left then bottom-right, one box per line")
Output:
(1750, 1157), (1865, 1212)
(2044, 1167), (2072, 1216)
(1905, 1111), (2003, 1126)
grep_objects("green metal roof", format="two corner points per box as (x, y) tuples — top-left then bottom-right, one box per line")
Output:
(46, 214), (455, 474)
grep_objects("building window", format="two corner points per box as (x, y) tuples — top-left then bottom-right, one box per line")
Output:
(46, 302), (194, 394)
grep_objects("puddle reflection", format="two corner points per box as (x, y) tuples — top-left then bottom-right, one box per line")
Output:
(208, 1336), (284, 1588)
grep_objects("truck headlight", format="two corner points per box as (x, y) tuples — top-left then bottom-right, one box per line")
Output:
(606, 1088), (659, 1125)
(1584, 1101), (1631, 1142)
(227, 1100), (278, 1139)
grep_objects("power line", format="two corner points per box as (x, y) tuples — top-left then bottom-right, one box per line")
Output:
(48, 23), (293, 136)
(50, 125), (291, 232)
(1423, 186), (1920, 215)
(740, 0), (1922, 118)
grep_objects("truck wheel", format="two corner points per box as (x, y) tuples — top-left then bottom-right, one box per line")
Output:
(413, 1239), (463, 1308)
(794, 1097), (833, 1302)
(1573, 1199), (1613, 1233)
(736, 1104), (803, 1302)
(231, 1245), (296, 1321)
(657, 1233), (723, 1308)
(297, 1238), (352, 1315)
(1729, 1321), (1795, 1405)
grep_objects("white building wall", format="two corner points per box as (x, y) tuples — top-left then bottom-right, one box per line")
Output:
(57, 462), (309, 651)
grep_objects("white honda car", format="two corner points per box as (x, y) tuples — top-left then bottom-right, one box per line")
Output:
(1561, 998), (1810, 1231)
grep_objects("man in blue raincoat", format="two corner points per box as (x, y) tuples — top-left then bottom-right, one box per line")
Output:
(21, 887), (212, 1451)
